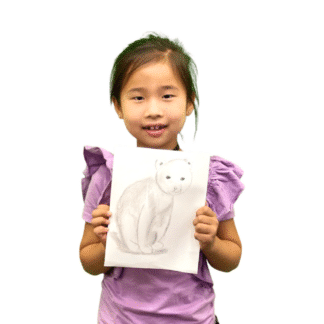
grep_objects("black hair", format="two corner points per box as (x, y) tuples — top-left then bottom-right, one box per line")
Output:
(110, 32), (199, 138)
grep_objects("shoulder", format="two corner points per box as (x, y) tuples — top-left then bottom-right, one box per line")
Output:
(83, 146), (114, 174)
(81, 146), (114, 222)
(207, 155), (244, 221)
(81, 146), (114, 201)
(209, 155), (244, 180)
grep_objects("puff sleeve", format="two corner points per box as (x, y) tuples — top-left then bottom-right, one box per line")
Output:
(206, 156), (244, 222)
(81, 146), (114, 223)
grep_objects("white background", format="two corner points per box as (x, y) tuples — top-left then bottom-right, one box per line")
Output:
(1, 1), (323, 323)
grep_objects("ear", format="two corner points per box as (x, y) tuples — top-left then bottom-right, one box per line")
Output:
(112, 97), (124, 119)
(182, 159), (192, 170)
(155, 160), (164, 170)
(186, 94), (195, 116)
(184, 159), (192, 168)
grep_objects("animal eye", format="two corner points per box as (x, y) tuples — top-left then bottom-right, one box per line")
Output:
(180, 177), (185, 181)
(166, 176), (171, 179)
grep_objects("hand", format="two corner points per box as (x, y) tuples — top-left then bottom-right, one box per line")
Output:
(193, 201), (219, 252)
(91, 204), (112, 245)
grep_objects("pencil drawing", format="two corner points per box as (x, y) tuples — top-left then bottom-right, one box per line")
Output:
(111, 158), (193, 254)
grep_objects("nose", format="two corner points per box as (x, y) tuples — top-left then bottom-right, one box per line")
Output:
(173, 184), (181, 191)
(144, 98), (164, 118)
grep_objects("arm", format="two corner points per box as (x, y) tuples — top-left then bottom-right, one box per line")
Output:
(79, 205), (112, 276)
(193, 205), (242, 272)
(202, 218), (242, 272)
(79, 223), (112, 276)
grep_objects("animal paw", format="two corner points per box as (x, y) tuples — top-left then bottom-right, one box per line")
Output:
(152, 242), (164, 250)
(140, 245), (153, 254)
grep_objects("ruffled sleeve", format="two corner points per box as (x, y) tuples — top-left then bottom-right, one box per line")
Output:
(81, 146), (114, 223)
(206, 156), (244, 222)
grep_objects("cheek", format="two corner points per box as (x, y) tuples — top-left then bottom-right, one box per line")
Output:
(122, 112), (141, 135)
(123, 109), (141, 125)
(175, 111), (187, 127)
(167, 105), (187, 122)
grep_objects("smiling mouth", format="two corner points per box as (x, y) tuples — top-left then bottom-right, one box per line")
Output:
(143, 125), (167, 130)
(143, 125), (167, 138)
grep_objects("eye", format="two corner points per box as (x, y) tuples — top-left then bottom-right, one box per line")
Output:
(180, 177), (185, 181)
(163, 94), (175, 99)
(166, 176), (171, 179)
(132, 96), (144, 101)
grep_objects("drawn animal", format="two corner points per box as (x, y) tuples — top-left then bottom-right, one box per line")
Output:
(113, 158), (193, 254)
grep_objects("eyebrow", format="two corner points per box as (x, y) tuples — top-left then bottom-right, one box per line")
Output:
(127, 85), (179, 93)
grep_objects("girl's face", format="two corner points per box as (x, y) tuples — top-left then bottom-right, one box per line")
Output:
(113, 60), (194, 150)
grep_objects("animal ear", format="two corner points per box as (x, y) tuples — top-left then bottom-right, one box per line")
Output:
(155, 160), (164, 170)
(184, 159), (192, 167)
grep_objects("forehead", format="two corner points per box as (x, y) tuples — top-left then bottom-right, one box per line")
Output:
(122, 61), (185, 92)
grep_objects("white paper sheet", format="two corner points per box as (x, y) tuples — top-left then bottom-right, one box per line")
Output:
(104, 147), (210, 274)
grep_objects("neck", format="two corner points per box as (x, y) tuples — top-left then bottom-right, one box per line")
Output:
(137, 142), (180, 151)
(173, 143), (180, 151)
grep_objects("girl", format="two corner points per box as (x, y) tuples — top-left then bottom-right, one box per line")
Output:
(79, 33), (244, 324)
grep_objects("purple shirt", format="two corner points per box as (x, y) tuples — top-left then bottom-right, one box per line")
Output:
(81, 146), (244, 324)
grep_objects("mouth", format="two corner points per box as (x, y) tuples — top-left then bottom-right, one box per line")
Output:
(143, 124), (167, 137)
(142, 124), (167, 130)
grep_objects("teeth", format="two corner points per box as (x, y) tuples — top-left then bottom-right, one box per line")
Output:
(147, 125), (164, 130)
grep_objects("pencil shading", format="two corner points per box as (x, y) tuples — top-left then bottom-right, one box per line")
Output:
(112, 159), (193, 254)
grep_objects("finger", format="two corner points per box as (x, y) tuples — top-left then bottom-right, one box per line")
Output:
(193, 215), (215, 226)
(91, 216), (110, 227)
(194, 232), (213, 244)
(93, 204), (110, 214)
(93, 225), (109, 236)
(196, 205), (213, 217)
(98, 204), (110, 211)
(92, 207), (111, 218)
(195, 223), (212, 234)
